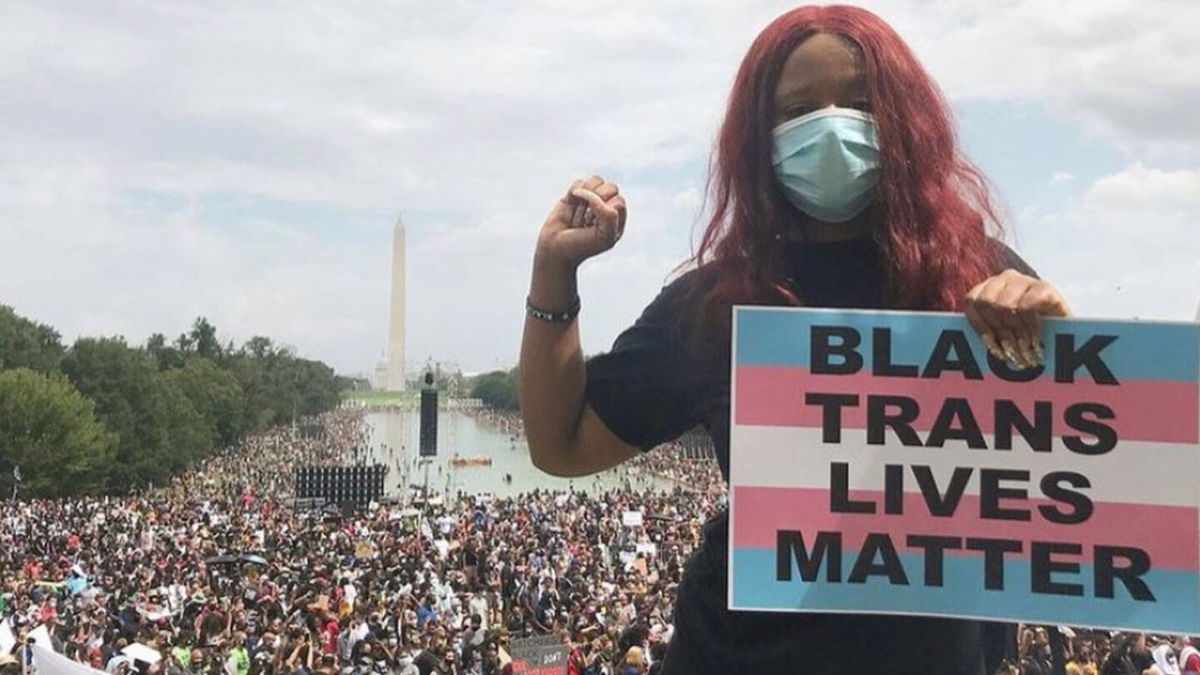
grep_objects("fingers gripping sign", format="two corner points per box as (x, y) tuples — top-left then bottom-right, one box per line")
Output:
(542, 175), (628, 267)
(965, 269), (1072, 370)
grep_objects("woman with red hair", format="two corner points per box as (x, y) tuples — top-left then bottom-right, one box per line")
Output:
(519, 5), (1069, 673)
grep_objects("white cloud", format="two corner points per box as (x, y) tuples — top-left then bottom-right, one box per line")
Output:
(1049, 171), (1075, 187)
(0, 0), (1196, 374)
(891, 0), (1200, 159)
(0, 171), (388, 369)
(1017, 163), (1200, 322)
(1082, 162), (1200, 211)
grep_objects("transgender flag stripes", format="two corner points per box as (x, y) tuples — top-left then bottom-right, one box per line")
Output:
(727, 306), (1200, 632)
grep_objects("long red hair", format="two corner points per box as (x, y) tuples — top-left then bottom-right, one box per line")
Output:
(689, 5), (1000, 334)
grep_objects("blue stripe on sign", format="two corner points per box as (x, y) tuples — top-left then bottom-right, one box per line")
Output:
(733, 307), (1199, 383)
(730, 547), (1200, 633)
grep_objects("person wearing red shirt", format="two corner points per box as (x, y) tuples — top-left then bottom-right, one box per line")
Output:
(322, 612), (340, 655)
(38, 597), (59, 623)
(1179, 638), (1200, 675)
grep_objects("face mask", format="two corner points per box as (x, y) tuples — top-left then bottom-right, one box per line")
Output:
(771, 106), (881, 223)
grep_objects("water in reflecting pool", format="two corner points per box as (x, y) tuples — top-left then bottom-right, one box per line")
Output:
(363, 409), (673, 499)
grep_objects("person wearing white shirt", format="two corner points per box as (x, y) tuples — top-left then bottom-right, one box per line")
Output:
(466, 594), (488, 631)
(1154, 642), (1183, 675)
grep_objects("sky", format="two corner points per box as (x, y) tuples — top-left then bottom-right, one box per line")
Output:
(2, 0), (1197, 377)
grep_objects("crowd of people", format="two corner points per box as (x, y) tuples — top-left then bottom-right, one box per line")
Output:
(459, 410), (523, 444)
(1002, 626), (1200, 675)
(0, 408), (725, 675)
(3, 406), (1196, 675)
(462, 409), (722, 497)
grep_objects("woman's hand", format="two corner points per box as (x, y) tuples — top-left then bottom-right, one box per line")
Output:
(965, 269), (1072, 369)
(536, 175), (627, 269)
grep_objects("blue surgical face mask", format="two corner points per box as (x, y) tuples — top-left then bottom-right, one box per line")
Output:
(770, 106), (881, 223)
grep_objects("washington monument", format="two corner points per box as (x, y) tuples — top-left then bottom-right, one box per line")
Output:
(384, 215), (407, 390)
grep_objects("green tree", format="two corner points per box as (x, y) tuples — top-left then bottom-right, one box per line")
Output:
(470, 368), (519, 411)
(2, 310), (346, 494)
(339, 375), (371, 392)
(0, 368), (114, 497)
(189, 317), (222, 361)
(0, 305), (65, 373)
(227, 355), (275, 432)
(243, 336), (276, 360)
(164, 358), (245, 447)
(60, 337), (184, 490)
(158, 376), (211, 472)
(146, 332), (185, 370)
(224, 337), (341, 431)
(175, 332), (195, 355)
(293, 358), (342, 417)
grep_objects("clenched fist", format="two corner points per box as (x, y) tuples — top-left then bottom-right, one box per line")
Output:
(536, 175), (627, 268)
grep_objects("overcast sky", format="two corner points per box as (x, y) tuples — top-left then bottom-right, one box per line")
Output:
(2, 0), (1197, 376)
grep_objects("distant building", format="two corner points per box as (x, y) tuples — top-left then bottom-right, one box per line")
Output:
(372, 360), (388, 390)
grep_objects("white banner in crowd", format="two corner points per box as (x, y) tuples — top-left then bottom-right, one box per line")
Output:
(636, 542), (658, 556)
(121, 643), (162, 664)
(621, 510), (643, 527)
(32, 644), (108, 675)
(0, 618), (15, 656)
(27, 624), (51, 649)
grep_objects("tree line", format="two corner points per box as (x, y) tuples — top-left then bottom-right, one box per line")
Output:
(468, 367), (519, 411)
(465, 351), (606, 413)
(0, 306), (346, 498)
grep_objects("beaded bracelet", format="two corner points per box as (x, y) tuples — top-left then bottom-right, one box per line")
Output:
(526, 295), (581, 323)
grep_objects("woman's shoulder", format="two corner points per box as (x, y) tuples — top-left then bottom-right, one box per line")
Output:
(654, 263), (715, 299)
(638, 263), (723, 320)
(988, 238), (1038, 278)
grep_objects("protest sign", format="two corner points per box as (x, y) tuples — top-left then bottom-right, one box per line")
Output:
(121, 643), (162, 664)
(509, 634), (570, 675)
(306, 594), (330, 611)
(729, 306), (1200, 632)
(621, 510), (643, 527)
(0, 618), (15, 656)
(354, 540), (376, 559)
(28, 624), (52, 648)
(32, 644), (107, 675)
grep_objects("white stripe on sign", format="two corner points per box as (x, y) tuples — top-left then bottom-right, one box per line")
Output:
(730, 425), (1200, 507)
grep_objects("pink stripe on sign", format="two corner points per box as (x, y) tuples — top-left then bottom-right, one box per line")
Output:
(734, 367), (1199, 444)
(731, 486), (1200, 569)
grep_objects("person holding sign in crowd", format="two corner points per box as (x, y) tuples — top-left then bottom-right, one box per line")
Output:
(519, 5), (1073, 674)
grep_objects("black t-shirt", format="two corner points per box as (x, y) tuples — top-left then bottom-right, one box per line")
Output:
(584, 237), (1036, 675)
(413, 650), (445, 675)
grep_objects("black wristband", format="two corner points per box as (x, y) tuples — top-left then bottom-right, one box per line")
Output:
(526, 295), (580, 323)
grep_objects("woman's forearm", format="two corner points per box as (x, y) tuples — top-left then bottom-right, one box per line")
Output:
(518, 254), (586, 475)
(519, 177), (637, 477)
